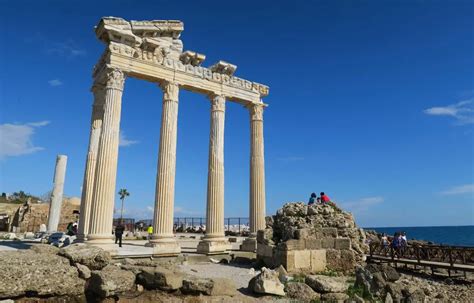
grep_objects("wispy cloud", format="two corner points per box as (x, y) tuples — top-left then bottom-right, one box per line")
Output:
(341, 196), (384, 214)
(440, 184), (474, 195)
(119, 131), (139, 147)
(0, 121), (50, 159)
(424, 99), (474, 125)
(48, 79), (63, 87)
(46, 40), (86, 58)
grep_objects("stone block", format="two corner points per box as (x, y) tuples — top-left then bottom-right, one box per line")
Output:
(313, 227), (338, 238)
(257, 229), (273, 244)
(326, 249), (356, 272)
(282, 239), (305, 251)
(310, 249), (327, 272)
(229, 237), (237, 243)
(294, 228), (309, 240)
(294, 250), (311, 269)
(321, 238), (335, 249)
(257, 243), (273, 258)
(334, 238), (351, 250)
(305, 239), (322, 250)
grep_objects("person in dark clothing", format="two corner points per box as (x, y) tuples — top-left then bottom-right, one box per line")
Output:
(308, 193), (317, 205)
(115, 223), (125, 247)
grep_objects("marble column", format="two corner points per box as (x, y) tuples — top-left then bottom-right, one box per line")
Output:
(76, 84), (105, 242)
(147, 81), (181, 256)
(197, 94), (230, 254)
(86, 68), (125, 245)
(47, 155), (68, 232)
(241, 103), (266, 252)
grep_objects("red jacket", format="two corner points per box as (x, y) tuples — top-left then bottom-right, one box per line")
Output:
(321, 195), (330, 202)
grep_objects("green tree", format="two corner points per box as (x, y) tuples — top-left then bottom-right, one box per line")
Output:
(118, 188), (130, 222)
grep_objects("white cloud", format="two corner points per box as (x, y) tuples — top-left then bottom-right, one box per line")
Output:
(119, 131), (139, 147)
(115, 205), (154, 219)
(47, 40), (86, 57)
(440, 184), (474, 195)
(341, 196), (384, 214)
(175, 206), (202, 216)
(0, 121), (50, 159)
(48, 79), (63, 87)
(424, 99), (474, 124)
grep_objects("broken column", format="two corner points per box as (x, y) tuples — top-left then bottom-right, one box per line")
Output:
(47, 155), (68, 232)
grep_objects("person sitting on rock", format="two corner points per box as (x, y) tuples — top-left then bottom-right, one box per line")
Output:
(308, 192), (317, 205)
(320, 192), (331, 203)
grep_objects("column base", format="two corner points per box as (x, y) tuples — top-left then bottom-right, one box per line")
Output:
(197, 237), (231, 255)
(74, 234), (86, 243)
(85, 234), (114, 244)
(240, 237), (257, 252)
(145, 238), (181, 257)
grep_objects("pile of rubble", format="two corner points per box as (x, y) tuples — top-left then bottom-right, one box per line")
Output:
(257, 202), (368, 273)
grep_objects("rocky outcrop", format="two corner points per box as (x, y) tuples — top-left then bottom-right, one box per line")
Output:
(305, 275), (349, 293)
(59, 243), (111, 270)
(249, 267), (285, 296)
(30, 244), (60, 255)
(181, 277), (236, 296)
(0, 251), (85, 299)
(284, 282), (320, 302)
(136, 268), (183, 291)
(86, 265), (135, 298)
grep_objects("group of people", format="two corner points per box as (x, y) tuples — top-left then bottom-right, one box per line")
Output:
(66, 222), (78, 236)
(381, 232), (408, 249)
(308, 192), (331, 205)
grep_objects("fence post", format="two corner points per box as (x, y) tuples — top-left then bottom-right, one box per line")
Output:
(227, 218), (230, 232)
(238, 218), (241, 234)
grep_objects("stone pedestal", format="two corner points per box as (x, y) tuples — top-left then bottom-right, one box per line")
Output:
(77, 84), (105, 242)
(148, 81), (181, 256)
(47, 155), (68, 232)
(240, 237), (257, 252)
(197, 94), (229, 254)
(86, 69), (125, 245)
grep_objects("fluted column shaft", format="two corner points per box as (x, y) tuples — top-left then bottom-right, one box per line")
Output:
(47, 155), (68, 232)
(87, 69), (126, 243)
(151, 81), (180, 242)
(77, 84), (105, 241)
(205, 94), (226, 239)
(249, 103), (266, 234)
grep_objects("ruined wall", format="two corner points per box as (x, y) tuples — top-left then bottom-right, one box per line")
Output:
(257, 202), (368, 274)
(10, 198), (80, 232)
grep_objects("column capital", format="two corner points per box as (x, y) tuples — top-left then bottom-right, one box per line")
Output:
(104, 68), (126, 91)
(209, 94), (225, 112)
(159, 81), (179, 102)
(248, 102), (265, 121)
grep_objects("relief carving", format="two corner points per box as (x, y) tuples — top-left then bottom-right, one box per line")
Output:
(249, 104), (264, 121)
(210, 94), (226, 112)
(160, 81), (179, 102)
(105, 69), (126, 90)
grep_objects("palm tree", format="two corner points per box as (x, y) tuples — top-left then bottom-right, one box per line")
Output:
(118, 188), (130, 222)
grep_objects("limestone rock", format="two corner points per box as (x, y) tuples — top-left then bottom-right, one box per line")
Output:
(59, 243), (111, 270)
(321, 292), (349, 301)
(355, 264), (400, 298)
(405, 288), (426, 303)
(284, 282), (320, 301)
(76, 263), (91, 279)
(249, 267), (285, 296)
(86, 265), (135, 298)
(0, 251), (85, 299)
(30, 244), (60, 255)
(181, 277), (236, 296)
(384, 292), (393, 303)
(275, 265), (288, 282)
(305, 275), (348, 294)
(136, 267), (183, 291)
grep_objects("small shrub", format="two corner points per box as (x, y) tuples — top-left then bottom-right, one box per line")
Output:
(346, 284), (372, 300)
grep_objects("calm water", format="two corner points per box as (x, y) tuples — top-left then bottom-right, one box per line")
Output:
(367, 225), (474, 247)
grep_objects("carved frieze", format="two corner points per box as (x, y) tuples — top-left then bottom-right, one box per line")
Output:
(105, 69), (126, 90)
(160, 81), (179, 102)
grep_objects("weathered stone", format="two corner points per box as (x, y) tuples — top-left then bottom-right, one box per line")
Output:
(30, 244), (60, 255)
(282, 239), (305, 251)
(310, 249), (327, 272)
(295, 228), (310, 240)
(327, 249), (356, 272)
(285, 282), (320, 301)
(181, 277), (236, 296)
(285, 250), (311, 271)
(335, 238), (351, 250)
(257, 229), (274, 245)
(136, 267), (183, 291)
(87, 265), (135, 298)
(275, 265), (288, 282)
(249, 267), (285, 296)
(305, 238), (322, 249)
(59, 243), (111, 270)
(257, 243), (273, 257)
(76, 263), (91, 279)
(385, 282), (403, 301)
(405, 288), (426, 303)
(321, 292), (349, 301)
(322, 238), (335, 249)
(384, 292), (393, 303)
(305, 275), (348, 293)
(0, 251), (85, 299)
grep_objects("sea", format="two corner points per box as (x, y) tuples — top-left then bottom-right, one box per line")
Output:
(367, 225), (474, 247)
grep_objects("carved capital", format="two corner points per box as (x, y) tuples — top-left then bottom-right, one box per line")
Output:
(248, 103), (264, 121)
(105, 68), (126, 90)
(160, 81), (179, 102)
(209, 94), (225, 112)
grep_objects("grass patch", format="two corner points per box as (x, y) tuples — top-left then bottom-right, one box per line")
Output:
(346, 284), (373, 300)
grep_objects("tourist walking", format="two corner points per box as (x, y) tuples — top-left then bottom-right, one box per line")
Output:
(115, 222), (125, 247)
(308, 193), (317, 205)
(381, 233), (390, 248)
(147, 225), (153, 240)
(320, 192), (330, 203)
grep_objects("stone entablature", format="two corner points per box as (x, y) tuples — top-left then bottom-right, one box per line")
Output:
(93, 17), (268, 104)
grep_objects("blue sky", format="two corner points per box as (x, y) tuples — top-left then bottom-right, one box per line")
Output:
(0, 0), (473, 227)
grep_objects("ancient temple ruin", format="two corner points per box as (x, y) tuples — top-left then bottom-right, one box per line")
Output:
(77, 17), (269, 256)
